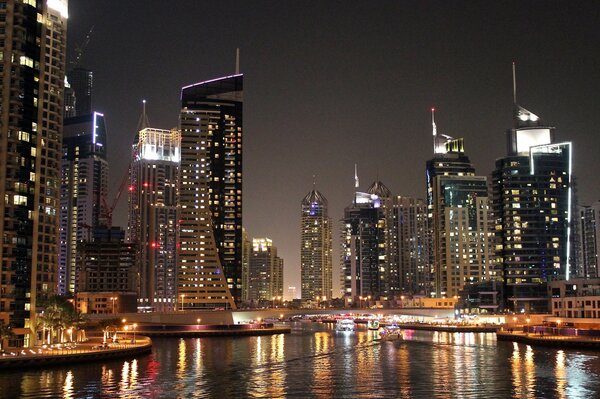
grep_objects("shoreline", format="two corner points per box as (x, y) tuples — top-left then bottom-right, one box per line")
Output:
(0, 337), (152, 371)
(138, 325), (291, 337)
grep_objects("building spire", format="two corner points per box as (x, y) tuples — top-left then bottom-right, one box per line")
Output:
(137, 99), (150, 131)
(512, 61), (517, 104)
(354, 164), (359, 189)
(235, 48), (240, 75)
(312, 174), (316, 190)
(431, 107), (437, 154)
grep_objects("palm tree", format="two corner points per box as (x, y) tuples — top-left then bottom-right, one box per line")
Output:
(97, 318), (120, 343)
(0, 321), (15, 353)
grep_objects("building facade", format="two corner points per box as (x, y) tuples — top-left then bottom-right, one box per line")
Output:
(59, 112), (109, 296)
(577, 202), (599, 279)
(395, 196), (431, 296)
(341, 190), (386, 301)
(66, 67), (93, 117)
(247, 238), (283, 301)
(128, 127), (180, 311)
(179, 74), (243, 305)
(76, 227), (137, 314)
(0, 0), (68, 344)
(492, 105), (572, 313)
(300, 187), (332, 301)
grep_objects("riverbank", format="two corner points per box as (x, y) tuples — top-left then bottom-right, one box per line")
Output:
(497, 331), (600, 349)
(0, 336), (152, 370)
(322, 318), (498, 333)
(136, 324), (291, 337)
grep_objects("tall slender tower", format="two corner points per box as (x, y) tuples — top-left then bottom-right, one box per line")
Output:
(58, 112), (109, 295)
(492, 99), (572, 312)
(128, 127), (180, 311)
(0, 0), (68, 344)
(179, 74), (243, 305)
(301, 186), (332, 301)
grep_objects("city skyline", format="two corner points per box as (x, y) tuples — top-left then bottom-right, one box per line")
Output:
(67, 1), (600, 296)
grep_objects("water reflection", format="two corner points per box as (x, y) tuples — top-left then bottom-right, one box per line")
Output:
(1, 326), (600, 398)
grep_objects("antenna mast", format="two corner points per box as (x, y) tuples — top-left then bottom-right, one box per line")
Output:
(235, 48), (240, 74)
(431, 107), (437, 154)
(354, 164), (359, 189)
(512, 61), (517, 104)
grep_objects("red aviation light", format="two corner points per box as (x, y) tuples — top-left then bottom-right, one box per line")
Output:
(150, 242), (159, 248)
(143, 182), (149, 187)
(128, 185), (135, 192)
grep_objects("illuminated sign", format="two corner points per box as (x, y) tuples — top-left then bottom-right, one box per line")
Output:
(515, 128), (551, 154)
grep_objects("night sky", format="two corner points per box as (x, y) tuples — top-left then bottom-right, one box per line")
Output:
(68, 1), (600, 298)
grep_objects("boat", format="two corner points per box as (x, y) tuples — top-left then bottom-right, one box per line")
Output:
(379, 324), (403, 340)
(335, 319), (356, 332)
(367, 320), (380, 330)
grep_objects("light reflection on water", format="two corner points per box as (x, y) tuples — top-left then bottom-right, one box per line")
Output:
(1, 323), (600, 398)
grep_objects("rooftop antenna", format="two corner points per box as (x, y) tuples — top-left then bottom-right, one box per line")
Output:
(354, 164), (359, 189)
(312, 174), (316, 190)
(512, 61), (517, 104)
(235, 48), (240, 75)
(431, 107), (437, 153)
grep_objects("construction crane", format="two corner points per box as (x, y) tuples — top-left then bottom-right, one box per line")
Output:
(101, 168), (130, 228)
(70, 26), (94, 69)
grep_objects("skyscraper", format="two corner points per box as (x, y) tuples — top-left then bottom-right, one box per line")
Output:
(180, 74), (243, 305)
(58, 112), (109, 295)
(0, 0), (68, 345)
(426, 111), (493, 298)
(341, 190), (385, 301)
(128, 127), (180, 311)
(66, 67), (93, 117)
(492, 104), (572, 312)
(247, 238), (283, 301)
(241, 227), (251, 302)
(395, 196), (431, 296)
(301, 186), (333, 301)
(576, 202), (599, 279)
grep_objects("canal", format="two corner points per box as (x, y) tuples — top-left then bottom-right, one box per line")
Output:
(0, 322), (599, 398)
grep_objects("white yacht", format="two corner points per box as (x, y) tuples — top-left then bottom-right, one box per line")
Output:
(335, 319), (356, 332)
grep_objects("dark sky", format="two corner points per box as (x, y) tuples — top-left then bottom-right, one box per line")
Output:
(69, 1), (600, 297)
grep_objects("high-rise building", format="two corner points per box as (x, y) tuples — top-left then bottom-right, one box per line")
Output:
(0, 0), (68, 345)
(247, 238), (283, 301)
(58, 112), (109, 296)
(66, 67), (93, 117)
(426, 113), (492, 298)
(75, 227), (137, 314)
(177, 75), (241, 309)
(367, 181), (398, 298)
(128, 127), (180, 311)
(577, 202), (599, 278)
(63, 77), (76, 118)
(492, 104), (572, 313)
(180, 74), (243, 305)
(241, 227), (251, 302)
(301, 187), (332, 301)
(341, 190), (386, 301)
(395, 196), (431, 296)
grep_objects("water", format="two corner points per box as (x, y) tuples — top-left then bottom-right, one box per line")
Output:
(1, 322), (599, 398)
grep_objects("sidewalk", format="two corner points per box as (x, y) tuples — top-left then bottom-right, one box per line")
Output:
(497, 330), (600, 349)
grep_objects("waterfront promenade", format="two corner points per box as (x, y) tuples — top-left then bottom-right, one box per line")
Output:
(0, 335), (152, 370)
(497, 330), (600, 349)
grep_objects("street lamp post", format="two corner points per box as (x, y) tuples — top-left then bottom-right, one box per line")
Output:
(132, 323), (137, 344)
(110, 297), (117, 314)
(272, 296), (276, 309)
(180, 294), (185, 312)
(197, 318), (201, 329)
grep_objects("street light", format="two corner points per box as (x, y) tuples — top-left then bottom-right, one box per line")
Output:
(110, 297), (117, 314)
(197, 318), (201, 329)
(526, 318), (531, 336)
(359, 296), (363, 308)
(180, 294), (185, 312)
(322, 296), (327, 309)
(272, 296), (276, 309)
(132, 323), (137, 344)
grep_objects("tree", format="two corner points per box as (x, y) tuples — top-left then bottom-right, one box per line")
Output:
(0, 321), (15, 353)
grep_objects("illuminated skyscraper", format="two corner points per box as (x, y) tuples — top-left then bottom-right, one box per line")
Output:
(128, 127), (180, 311)
(241, 227), (251, 302)
(341, 190), (386, 301)
(301, 187), (332, 301)
(0, 0), (68, 345)
(247, 238), (283, 301)
(58, 112), (109, 295)
(179, 74), (243, 306)
(426, 113), (493, 298)
(492, 104), (572, 312)
(177, 75), (241, 309)
(395, 196), (431, 296)
(67, 67), (93, 117)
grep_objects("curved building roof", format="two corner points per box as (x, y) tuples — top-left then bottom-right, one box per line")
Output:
(302, 189), (328, 206)
(367, 180), (391, 198)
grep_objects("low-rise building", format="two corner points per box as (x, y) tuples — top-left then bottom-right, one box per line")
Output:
(547, 279), (600, 328)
